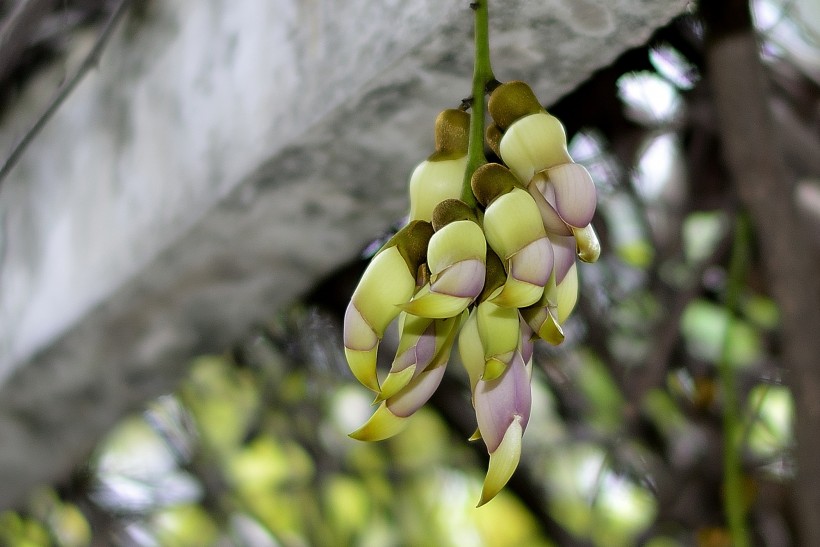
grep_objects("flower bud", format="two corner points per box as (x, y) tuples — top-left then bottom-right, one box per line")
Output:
(541, 163), (597, 228)
(470, 162), (520, 208)
(499, 112), (572, 184)
(476, 291), (521, 381)
(528, 173), (573, 236)
(408, 109), (471, 222)
(402, 201), (486, 318)
(474, 350), (532, 506)
(344, 221), (433, 392)
(572, 223), (601, 263)
(476, 166), (553, 307)
(520, 274), (565, 345)
(349, 360), (448, 442)
(378, 312), (462, 401)
(408, 158), (468, 222)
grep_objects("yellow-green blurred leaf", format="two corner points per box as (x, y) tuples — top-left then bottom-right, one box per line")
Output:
(180, 356), (260, 455)
(0, 511), (51, 547)
(745, 385), (794, 460)
(152, 504), (219, 547)
(323, 474), (372, 539)
(680, 299), (762, 367)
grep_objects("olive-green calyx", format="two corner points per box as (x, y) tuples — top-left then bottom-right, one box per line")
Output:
(431, 199), (478, 231)
(487, 81), (543, 130)
(383, 220), (435, 272)
(485, 123), (503, 157)
(431, 109), (471, 160)
(470, 163), (520, 207)
(480, 249), (507, 301)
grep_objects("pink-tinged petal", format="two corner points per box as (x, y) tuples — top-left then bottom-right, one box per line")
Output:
(380, 313), (461, 401)
(431, 259), (486, 298)
(550, 234), (577, 284)
(519, 318), (534, 365)
(396, 319), (437, 373)
(528, 174), (572, 236)
(548, 163), (597, 228)
(474, 351), (532, 453)
(352, 361), (450, 441)
(343, 302), (380, 391)
(386, 364), (447, 418)
(343, 303), (378, 352)
(509, 238), (553, 287)
(489, 238), (554, 309)
(378, 318), (437, 401)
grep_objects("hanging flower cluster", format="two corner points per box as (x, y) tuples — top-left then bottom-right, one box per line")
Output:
(343, 81), (600, 505)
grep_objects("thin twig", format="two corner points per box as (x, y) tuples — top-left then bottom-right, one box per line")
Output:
(0, 0), (134, 189)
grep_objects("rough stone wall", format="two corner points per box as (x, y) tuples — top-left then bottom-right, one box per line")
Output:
(0, 0), (686, 509)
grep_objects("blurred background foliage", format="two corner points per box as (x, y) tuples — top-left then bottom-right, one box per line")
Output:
(2, 0), (818, 544)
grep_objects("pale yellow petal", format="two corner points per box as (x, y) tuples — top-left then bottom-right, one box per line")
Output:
(349, 403), (408, 442)
(408, 156), (468, 222)
(535, 307), (565, 345)
(476, 297), (520, 366)
(458, 310), (485, 392)
(556, 263), (579, 323)
(351, 246), (417, 335)
(572, 223), (601, 263)
(376, 365), (417, 402)
(483, 188), (547, 259)
(499, 112), (571, 184)
(426, 220), (486, 273)
(402, 290), (472, 319)
(478, 416), (524, 507)
(482, 357), (509, 382)
(344, 347), (380, 392)
(488, 277), (544, 309)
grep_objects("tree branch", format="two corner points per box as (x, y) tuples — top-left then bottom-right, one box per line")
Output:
(0, 0), (133, 188)
(702, 1), (820, 544)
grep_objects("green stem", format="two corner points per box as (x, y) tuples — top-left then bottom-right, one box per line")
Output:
(461, 0), (495, 207)
(719, 212), (751, 547)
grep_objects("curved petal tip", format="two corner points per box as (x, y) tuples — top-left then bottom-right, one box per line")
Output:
(478, 416), (524, 507)
(349, 403), (408, 442)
